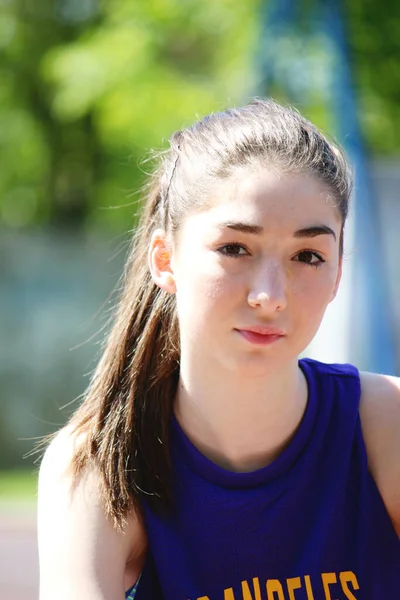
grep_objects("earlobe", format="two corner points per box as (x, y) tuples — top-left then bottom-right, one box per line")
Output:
(148, 229), (176, 294)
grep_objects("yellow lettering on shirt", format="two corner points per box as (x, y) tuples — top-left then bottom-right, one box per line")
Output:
(266, 579), (285, 600)
(242, 578), (262, 600)
(195, 569), (361, 600)
(340, 571), (360, 600)
(321, 572), (337, 600)
(287, 576), (302, 599)
(304, 575), (315, 600)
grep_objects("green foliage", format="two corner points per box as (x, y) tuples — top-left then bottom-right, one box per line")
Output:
(0, 0), (260, 231)
(345, 0), (400, 154)
(1, 0), (400, 231)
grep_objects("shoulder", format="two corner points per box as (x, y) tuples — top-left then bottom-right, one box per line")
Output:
(358, 371), (400, 535)
(38, 426), (147, 599)
(300, 358), (359, 380)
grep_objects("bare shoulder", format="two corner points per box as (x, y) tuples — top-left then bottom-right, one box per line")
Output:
(359, 371), (400, 534)
(38, 426), (147, 599)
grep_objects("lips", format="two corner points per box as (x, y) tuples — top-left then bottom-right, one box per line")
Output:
(236, 325), (285, 336)
(235, 326), (286, 346)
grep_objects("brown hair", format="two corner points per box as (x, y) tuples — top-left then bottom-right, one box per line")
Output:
(67, 98), (352, 528)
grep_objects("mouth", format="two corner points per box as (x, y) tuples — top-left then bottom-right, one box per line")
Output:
(235, 327), (286, 346)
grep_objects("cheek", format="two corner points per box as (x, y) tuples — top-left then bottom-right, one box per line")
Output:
(174, 260), (238, 332)
(291, 267), (338, 313)
(179, 272), (233, 311)
(176, 247), (233, 297)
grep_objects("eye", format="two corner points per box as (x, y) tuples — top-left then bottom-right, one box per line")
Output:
(294, 250), (325, 267)
(217, 243), (249, 258)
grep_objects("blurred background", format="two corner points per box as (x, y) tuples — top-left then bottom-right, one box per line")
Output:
(1, 0), (400, 596)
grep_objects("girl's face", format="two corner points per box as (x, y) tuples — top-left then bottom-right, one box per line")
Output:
(153, 167), (343, 378)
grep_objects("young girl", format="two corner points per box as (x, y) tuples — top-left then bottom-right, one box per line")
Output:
(37, 99), (400, 600)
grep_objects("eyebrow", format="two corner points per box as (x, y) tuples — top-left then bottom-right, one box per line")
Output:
(221, 221), (336, 240)
(294, 225), (336, 241)
(223, 221), (263, 235)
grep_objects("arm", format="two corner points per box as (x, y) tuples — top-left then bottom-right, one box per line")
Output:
(37, 427), (147, 600)
(359, 371), (400, 536)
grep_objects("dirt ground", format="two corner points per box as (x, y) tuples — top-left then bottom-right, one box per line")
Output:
(0, 508), (38, 600)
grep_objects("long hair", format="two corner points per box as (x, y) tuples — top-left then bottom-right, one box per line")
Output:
(68, 170), (180, 528)
(67, 98), (352, 529)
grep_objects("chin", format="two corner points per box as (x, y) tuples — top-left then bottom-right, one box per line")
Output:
(230, 353), (289, 379)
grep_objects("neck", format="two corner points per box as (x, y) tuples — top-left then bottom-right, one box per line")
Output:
(174, 356), (308, 472)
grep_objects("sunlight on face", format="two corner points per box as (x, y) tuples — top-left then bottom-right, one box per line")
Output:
(170, 166), (343, 378)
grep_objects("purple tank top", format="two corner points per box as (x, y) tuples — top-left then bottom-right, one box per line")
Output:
(134, 359), (400, 599)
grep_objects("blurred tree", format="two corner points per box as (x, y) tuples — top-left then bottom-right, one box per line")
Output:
(344, 0), (400, 154)
(0, 0), (399, 232)
(0, 0), (259, 231)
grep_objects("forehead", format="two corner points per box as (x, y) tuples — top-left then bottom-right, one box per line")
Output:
(188, 167), (341, 233)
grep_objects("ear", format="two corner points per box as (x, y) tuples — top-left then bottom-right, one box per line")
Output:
(330, 257), (343, 302)
(148, 229), (176, 294)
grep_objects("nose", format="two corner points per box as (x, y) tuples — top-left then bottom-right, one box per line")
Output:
(247, 260), (287, 312)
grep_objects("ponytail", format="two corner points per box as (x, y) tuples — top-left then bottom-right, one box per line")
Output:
(69, 170), (180, 529)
